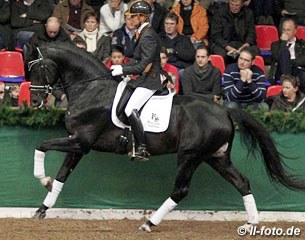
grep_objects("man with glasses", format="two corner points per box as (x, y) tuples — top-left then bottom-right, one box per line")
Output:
(223, 46), (267, 109)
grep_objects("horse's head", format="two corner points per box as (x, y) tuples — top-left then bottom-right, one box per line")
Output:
(24, 44), (59, 107)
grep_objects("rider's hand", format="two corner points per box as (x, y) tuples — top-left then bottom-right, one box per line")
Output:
(110, 65), (123, 76)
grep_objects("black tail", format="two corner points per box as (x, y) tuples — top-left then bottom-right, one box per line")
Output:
(228, 108), (305, 191)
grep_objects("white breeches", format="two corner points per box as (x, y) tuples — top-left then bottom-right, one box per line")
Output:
(124, 87), (156, 117)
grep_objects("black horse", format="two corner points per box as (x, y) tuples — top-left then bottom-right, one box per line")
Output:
(25, 43), (305, 232)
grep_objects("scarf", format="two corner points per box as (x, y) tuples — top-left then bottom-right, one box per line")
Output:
(83, 29), (98, 53)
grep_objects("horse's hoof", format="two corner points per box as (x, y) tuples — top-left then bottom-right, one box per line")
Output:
(138, 223), (152, 232)
(33, 210), (46, 220)
(240, 223), (255, 233)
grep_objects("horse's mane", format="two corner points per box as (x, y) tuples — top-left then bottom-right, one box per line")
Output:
(39, 42), (110, 77)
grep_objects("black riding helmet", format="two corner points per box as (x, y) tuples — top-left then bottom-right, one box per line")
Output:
(125, 0), (152, 16)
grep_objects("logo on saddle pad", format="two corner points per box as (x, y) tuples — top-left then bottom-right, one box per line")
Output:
(111, 79), (175, 133)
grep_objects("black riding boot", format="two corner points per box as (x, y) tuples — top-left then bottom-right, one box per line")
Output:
(128, 109), (150, 161)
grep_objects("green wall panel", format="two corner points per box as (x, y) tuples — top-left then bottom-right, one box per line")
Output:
(1, 127), (305, 212)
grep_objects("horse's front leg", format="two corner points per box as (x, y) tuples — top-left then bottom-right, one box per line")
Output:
(33, 152), (83, 219)
(139, 153), (202, 232)
(34, 135), (85, 187)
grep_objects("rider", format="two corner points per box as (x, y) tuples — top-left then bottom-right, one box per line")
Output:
(110, 0), (163, 161)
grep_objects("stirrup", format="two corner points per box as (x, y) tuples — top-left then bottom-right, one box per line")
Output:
(128, 145), (150, 162)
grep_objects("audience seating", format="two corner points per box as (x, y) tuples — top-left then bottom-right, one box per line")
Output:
(209, 54), (225, 74)
(0, 51), (25, 83)
(18, 81), (31, 107)
(296, 26), (305, 40)
(253, 55), (266, 74)
(255, 25), (279, 56)
(266, 85), (282, 98)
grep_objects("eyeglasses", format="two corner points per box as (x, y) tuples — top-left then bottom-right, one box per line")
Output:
(239, 56), (252, 63)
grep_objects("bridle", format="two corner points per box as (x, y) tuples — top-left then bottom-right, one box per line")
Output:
(28, 47), (53, 95)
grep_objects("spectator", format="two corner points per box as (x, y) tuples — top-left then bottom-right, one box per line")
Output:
(270, 74), (305, 112)
(74, 11), (111, 63)
(183, 45), (222, 103)
(29, 16), (70, 47)
(99, 0), (128, 36)
(269, 18), (305, 92)
(53, 0), (94, 40)
(143, 0), (168, 33)
(275, 0), (305, 26)
(160, 47), (180, 94)
(111, 12), (137, 58)
(171, 0), (209, 47)
(210, 0), (258, 64)
(248, 0), (276, 25)
(0, 0), (13, 50)
(11, 0), (53, 49)
(159, 12), (195, 88)
(73, 35), (87, 49)
(223, 46), (267, 109)
(157, 0), (175, 10)
(105, 45), (130, 69)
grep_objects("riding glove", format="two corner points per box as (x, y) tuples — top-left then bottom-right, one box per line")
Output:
(110, 65), (123, 76)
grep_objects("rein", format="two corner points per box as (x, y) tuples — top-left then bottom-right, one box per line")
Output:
(28, 47), (112, 95)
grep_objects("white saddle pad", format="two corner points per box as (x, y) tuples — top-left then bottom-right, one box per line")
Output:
(111, 79), (175, 133)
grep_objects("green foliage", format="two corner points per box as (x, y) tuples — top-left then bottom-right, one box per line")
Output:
(0, 105), (305, 132)
(0, 104), (65, 128)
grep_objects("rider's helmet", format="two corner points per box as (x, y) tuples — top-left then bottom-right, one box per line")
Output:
(125, 0), (152, 16)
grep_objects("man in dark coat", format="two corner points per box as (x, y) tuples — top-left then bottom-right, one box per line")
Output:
(183, 45), (222, 103)
(144, 0), (168, 33)
(270, 18), (305, 92)
(210, 0), (258, 64)
(0, 0), (13, 50)
(10, 0), (53, 48)
(110, 0), (163, 161)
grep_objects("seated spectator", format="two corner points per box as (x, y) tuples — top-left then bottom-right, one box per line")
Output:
(210, 0), (258, 64)
(0, 0), (13, 50)
(73, 36), (87, 49)
(276, 0), (305, 26)
(171, 0), (209, 47)
(29, 17), (70, 47)
(157, 0), (175, 10)
(105, 45), (130, 69)
(160, 47), (180, 94)
(269, 18), (305, 92)
(143, 0), (168, 33)
(74, 11), (111, 63)
(248, 0), (275, 25)
(223, 46), (267, 109)
(0, 83), (20, 107)
(53, 0), (94, 40)
(99, 0), (128, 36)
(159, 12), (195, 89)
(270, 74), (305, 112)
(183, 45), (222, 103)
(11, 0), (53, 49)
(111, 11), (136, 58)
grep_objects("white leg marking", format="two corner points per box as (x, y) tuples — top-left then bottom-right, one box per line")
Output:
(43, 180), (64, 208)
(243, 194), (259, 224)
(150, 197), (177, 225)
(34, 149), (46, 178)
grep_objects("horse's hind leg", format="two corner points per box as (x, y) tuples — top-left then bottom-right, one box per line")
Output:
(140, 153), (202, 232)
(205, 156), (259, 227)
(33, 152), (83, 219)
